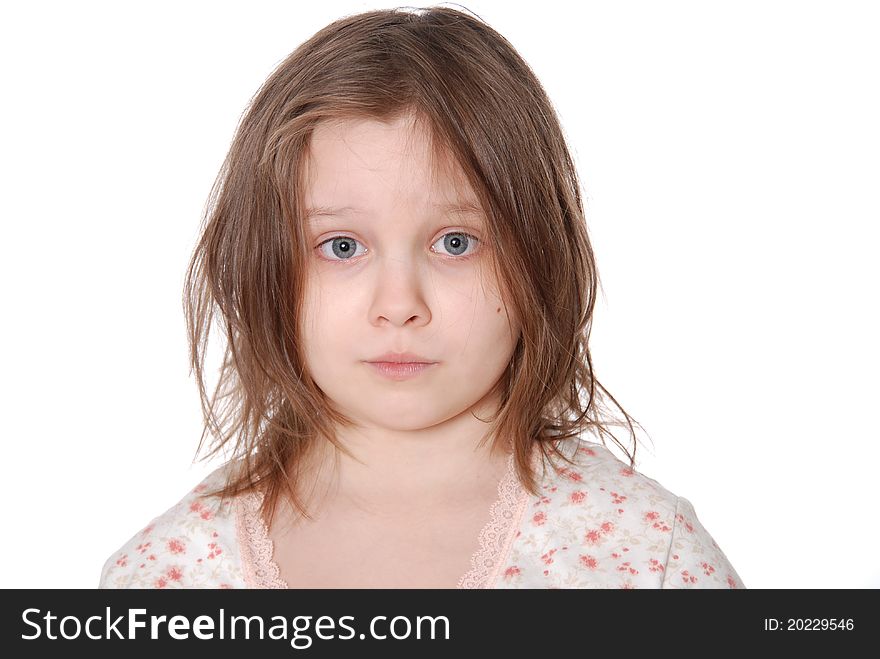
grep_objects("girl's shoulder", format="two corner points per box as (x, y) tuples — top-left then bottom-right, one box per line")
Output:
(98, 461), (248, 589)
(540, 436), (679, 507)
(506, 436), (746, 589)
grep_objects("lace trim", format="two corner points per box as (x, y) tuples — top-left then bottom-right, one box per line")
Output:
(234, 489), (288, 588)
(456, 448), (533, 589)
(234, 446), (536, 589)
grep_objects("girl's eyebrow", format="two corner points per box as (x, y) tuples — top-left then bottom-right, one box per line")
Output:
(305, 201), (483, 222)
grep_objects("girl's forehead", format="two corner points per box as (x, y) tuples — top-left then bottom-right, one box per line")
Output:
(302, 118), (480, 214)
(306, 118), (452, 175)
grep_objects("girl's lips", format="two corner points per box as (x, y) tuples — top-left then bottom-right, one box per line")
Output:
(367, 361), (437, 381)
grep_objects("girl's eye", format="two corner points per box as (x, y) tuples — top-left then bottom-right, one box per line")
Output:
(315, 231), (480, 263)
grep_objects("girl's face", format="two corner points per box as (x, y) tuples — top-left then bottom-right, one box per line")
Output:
(299, 115), (520, 432)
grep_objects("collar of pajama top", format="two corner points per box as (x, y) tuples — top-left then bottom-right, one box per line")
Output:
(99, 437), (745, 589)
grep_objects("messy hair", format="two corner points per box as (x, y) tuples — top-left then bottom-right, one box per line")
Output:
(184, 5), (647, 526)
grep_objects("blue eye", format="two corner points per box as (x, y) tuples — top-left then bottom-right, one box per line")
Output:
(315, 231), (480, 263)
(316, 236), (365, 261)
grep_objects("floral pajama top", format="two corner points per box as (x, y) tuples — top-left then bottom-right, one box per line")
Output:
(99, 437), (745, 589)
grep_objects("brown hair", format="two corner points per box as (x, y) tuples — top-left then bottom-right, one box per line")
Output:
(184, 5), (647, 525)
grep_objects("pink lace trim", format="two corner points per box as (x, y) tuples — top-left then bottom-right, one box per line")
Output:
(233, 447), (536, 589)
(455, 450), (531, 588)
(234, 489), (288, 588)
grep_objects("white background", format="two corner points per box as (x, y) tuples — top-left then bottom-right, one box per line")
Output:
(1, 0), (877, 588)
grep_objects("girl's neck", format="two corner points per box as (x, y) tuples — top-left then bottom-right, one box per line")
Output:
(288, 407), (513, 517)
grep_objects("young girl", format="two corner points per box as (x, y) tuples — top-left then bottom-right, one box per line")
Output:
(99, 6), (744, 589)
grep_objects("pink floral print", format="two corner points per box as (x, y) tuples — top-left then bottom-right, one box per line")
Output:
(98, 469), (246, 589)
